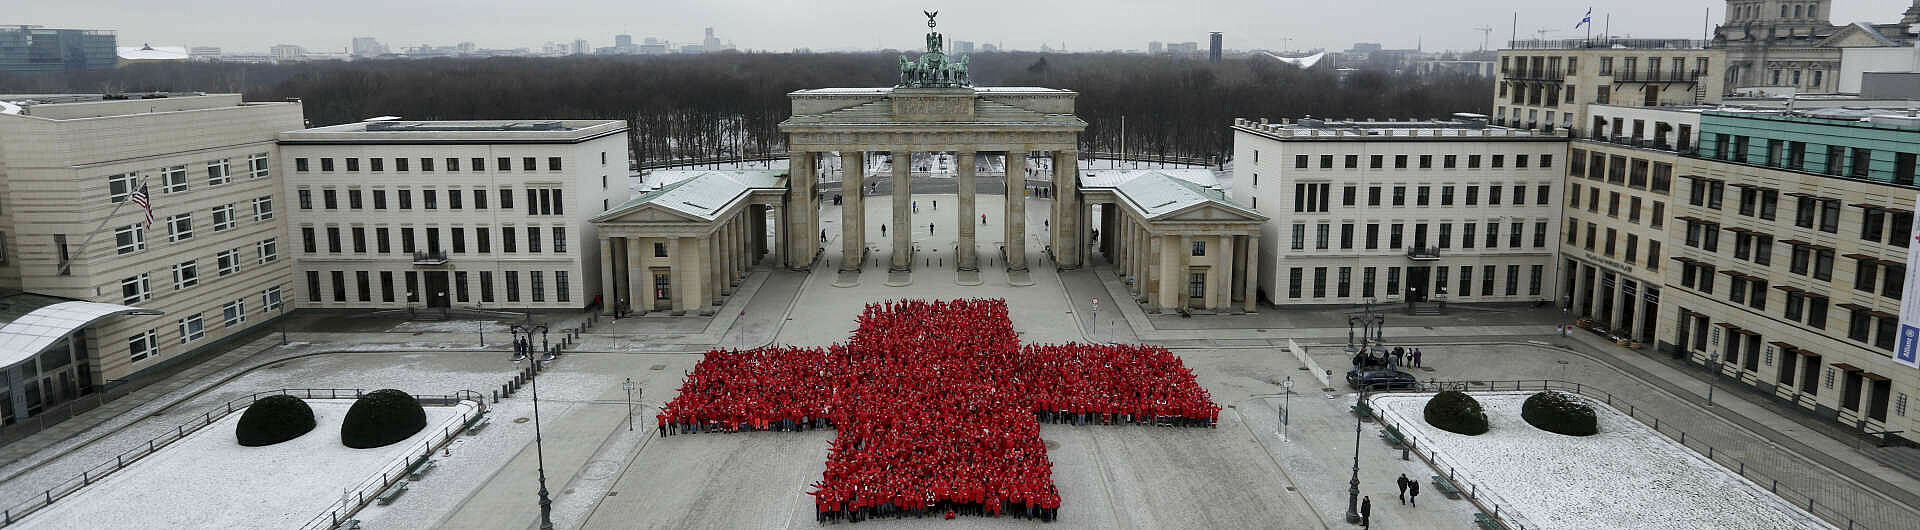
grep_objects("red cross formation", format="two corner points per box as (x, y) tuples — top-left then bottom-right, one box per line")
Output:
(661, 298), (1220, 520)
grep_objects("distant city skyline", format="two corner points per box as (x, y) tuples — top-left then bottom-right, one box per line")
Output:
(13, 0), (1918, 54)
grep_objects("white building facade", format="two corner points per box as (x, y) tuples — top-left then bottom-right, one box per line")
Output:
(277, 120), (629, 311)
(1231, 117), (1565, 308)
(0, 93), (303, 390)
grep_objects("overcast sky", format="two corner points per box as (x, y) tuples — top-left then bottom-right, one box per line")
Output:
(11, 0), (1918, 54)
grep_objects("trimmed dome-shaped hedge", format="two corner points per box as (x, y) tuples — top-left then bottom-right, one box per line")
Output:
(1522, 391), (1598, 436)
(236, 394), (316, 447)
(340, 389), (427, 449)
(1422, 390), (1489, 435)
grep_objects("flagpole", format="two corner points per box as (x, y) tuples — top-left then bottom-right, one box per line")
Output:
(63, 177), (142, 278)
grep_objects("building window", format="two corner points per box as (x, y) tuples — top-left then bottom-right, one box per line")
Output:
(172, 260), (199, 290)
(1312, 267), (1327, 298)
(222, 299), (246, 327)
(207, 159), (234, 186)
(217, 249), (241, 276)
(263, 287), (284, 313)
(1288, 268), (1303, 298)
(506, 271), (521, 302)
(556, 271), (571, 302)
(128, 330), (157, 362)
(1337, 267), (1352, 297)
(178, 314), (205, 343)
(115, 224), (146, 255)
(108, 173), (138, 203)
(257, 238), (278, 264)
(295, 158), (310, 172)
(121, 273), (152, 304)
(531, 271), (546, 302)
(161, 165), (189, 193)
(211, 204), (236, 232)
(323, 188), (338, 210)
(253, 196), (274, 221)
(166, 213), (193, 242)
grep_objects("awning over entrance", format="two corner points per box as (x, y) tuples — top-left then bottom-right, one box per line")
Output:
(0, 301), (160, 368)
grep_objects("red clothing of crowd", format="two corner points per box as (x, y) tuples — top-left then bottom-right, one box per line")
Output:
(660, 299), (1214, 522)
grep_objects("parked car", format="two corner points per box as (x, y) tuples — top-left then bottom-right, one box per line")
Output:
(1346, 368), (1419, 390)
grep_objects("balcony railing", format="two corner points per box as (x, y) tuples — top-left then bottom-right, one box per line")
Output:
(1506, 69), (1565, 82)
(1406, 246), (1441, 261)
(412, 250), (449, 265)
(1612, 70), (1704, 83)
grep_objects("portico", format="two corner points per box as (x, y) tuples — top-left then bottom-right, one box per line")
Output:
(1080, 170), (1267, 314)
(591, 170), (785, 316)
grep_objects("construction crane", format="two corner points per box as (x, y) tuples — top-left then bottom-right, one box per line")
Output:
(1473, 26), (1493, 50)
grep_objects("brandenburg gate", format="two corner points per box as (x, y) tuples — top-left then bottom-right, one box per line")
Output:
(778, 13), (1089, 279)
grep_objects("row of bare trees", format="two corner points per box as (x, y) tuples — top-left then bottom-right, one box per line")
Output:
(0, 53), (1489, 166)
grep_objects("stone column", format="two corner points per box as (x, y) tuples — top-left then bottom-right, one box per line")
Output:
(1632, 287), (1653, 341)
(1231, 234), (1247, 302)
(703, 235), (720, 306)
(717, 220), (733, 295)
(1571, 263), (1591, 318)
(841, 151), (866, 272)
(768, 205), (784, 267)
(891, 149), (912, 271)
(1101, 204), (1118, 261)
(1158, 234), (1182, 312)
(1214, 235), (1233, 310)
(674, 236), (702, 315)
(1053, 151), (1082, 269)
(1243, 233), (1260, 312)
(1005, 152), (1028, 271)
(1137, 226), (1152, 301)
(599, 237), (618, 315)
(629, 237), (650, 314)
(1613, 278), (1632, 331)
(787, 151), (817, 270)
(957, 152), (978, 271)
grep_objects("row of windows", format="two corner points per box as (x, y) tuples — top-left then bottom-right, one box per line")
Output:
(1499, 54), (1710, 78)
(127, 287), (285, 363)
(296, 187), (565, 216)
(1569, 149), (1675, 193)
(294, 155), (581, 173)
(1280, 182), (1553, 213)
(119, 238), (279, 305)
(1569, 220), (1663, 272)
(113, 197), (274, 255)
(1289, 220), (1551, 251)
(304, 269), (570, 305)
(1569, 185), (1667, 229)
(299, 225), (567, 255)
(106, 154), (270, 203)
(1286, 264), (1545, 299)
(1677, 310), (1900, 423)
(1284, 153), (1553, 171)
(1706, 134), (1920, 187)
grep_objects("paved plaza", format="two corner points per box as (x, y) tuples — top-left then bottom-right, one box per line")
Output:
(1, 192), (1917, 529)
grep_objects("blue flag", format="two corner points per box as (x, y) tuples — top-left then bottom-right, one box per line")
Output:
(1575, 8), (1593, 29)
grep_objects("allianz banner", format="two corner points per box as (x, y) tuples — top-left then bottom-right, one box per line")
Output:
(1900, 193), (1920, 368)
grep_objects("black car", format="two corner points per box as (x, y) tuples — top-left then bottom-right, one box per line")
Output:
(1346, 368), (1419, 391)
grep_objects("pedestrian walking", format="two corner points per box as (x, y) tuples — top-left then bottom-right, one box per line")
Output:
(1360, 496), (1372, 528)
(882, 224), (887, 237)
(982, 214), (988, 225)
(933, 199), (937, 210)
(1408, 479), (1420, 507)
(821, 229), (828, 242)
(1396, 474), (1409, 504)
(929, 223), (935, 235)
(1412, 348), (1423, 368)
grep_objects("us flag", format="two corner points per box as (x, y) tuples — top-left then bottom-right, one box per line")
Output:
(130, 184), (152, 227)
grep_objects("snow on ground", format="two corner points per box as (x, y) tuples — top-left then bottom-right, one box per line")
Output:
(18, 400), (473, 530)
(386, 320), (514, 335)
(1370, 392), (1834, 530)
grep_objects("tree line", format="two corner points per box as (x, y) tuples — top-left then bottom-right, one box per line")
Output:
(0, 53), (1490, 166)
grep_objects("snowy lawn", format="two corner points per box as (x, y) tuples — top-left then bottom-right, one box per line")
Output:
(19, 400), (475, 530)
(1370, 391), (1833, 530)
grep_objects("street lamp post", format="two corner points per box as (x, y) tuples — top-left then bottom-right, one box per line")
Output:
(623, 378), (636, 431)
(512, 354), (556, 530)
(1346, 388), (1364, 523)
(278, 301), (289, 345)
(1280, 376), (1294, 442)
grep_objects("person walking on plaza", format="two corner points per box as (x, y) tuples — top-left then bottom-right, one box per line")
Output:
(1407, 479), (1420, 507)
(1396, 474), (1409, 504)
(1360, 496), (1372, 528)
(1412, 348), (1423, 368)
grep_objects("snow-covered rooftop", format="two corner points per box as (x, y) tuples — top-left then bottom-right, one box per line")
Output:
(597, 169), (787, 222)
(1080, 170), (1261, 221)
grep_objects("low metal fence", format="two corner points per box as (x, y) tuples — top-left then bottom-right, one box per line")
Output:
(297, 399), (484, 530)
(0, 388), (483, 528)
(1360, 378), (1893, 530)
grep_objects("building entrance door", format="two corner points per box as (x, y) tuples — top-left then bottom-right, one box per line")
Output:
(424, 271), (451, 308)
(653, 271), (672, 310)
(1406, 266), (1430, 302)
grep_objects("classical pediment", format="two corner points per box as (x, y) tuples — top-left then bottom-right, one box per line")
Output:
(598, 203), (708, 224)
(1159, 203), (1265, 223)
(1819, 23), (1901, 48)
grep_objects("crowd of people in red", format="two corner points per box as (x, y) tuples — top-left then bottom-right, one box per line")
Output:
(659, 298), (1219, 523)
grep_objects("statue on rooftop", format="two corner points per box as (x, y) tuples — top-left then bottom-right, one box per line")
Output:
(897, 11), (970, 88)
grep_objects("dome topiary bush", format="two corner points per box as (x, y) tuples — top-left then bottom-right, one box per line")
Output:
(1522, 391), (1598, 436)
(1422, 390), (1489, 435)
(236, 394), (316, 446)
(340, 389), (428, 449)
